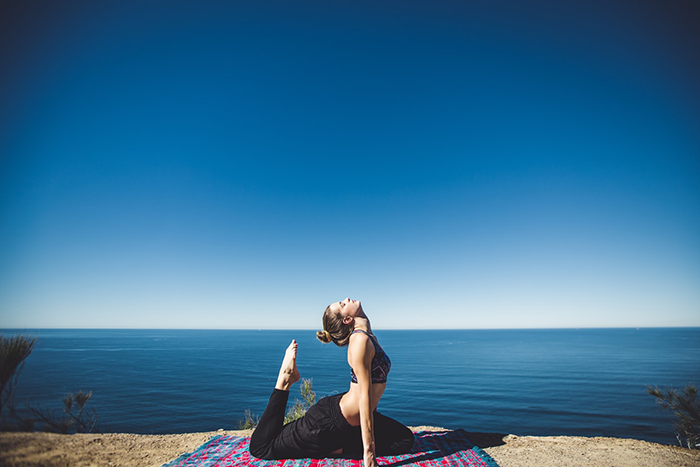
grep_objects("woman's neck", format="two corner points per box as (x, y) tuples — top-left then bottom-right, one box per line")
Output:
(353, 317), (372, 334)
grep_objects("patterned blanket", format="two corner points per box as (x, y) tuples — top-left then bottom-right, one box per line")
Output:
(162, 430), (500, 467)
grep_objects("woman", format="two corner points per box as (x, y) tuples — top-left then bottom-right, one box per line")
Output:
(249, 298), (414, 467)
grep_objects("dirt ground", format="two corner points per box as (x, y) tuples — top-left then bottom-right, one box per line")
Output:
(467, 431), (700, 467)
(0, 428), (698, 467)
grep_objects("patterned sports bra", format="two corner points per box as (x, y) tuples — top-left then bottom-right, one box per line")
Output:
(350, 329), (391, 384)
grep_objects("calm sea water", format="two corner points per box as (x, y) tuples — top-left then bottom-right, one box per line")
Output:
(5, 328), (699, 445)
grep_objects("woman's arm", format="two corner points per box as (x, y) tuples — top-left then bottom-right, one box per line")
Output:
(349, 334), (377, 467)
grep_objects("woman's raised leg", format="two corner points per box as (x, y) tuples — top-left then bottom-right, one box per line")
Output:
(249, 340), (301, 458)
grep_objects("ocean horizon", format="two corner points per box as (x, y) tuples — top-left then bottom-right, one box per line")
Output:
(7, 326), (696, 330)
(4, 328), (699, 446)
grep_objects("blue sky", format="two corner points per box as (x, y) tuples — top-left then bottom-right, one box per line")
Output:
(1, 0), (698, 329)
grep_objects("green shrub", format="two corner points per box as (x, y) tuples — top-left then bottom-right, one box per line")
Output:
(284, 378), (316, 424)
(237, 409), (260, 430)
(240, 379), (317, 429)
(647, 383), (700, 449)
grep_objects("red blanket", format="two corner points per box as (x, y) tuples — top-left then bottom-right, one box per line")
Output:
(163, 430), (500, 467)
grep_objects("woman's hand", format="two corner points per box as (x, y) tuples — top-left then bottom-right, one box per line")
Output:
(364, 446), (378, 467)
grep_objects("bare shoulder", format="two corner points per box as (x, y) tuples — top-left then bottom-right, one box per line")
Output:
(348, 332), (375, 360)
(349, 331), (374, 348)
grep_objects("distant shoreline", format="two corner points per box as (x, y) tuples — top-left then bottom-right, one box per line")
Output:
(1, 428), (698, 467)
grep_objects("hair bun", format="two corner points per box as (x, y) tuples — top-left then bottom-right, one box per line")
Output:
(316, 330), (332, 344)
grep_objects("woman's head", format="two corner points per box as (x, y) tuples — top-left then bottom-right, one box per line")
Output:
(316, 298), (363, 347)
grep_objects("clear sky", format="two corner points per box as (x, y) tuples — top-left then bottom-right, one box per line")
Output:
(1, 0), (698, 330)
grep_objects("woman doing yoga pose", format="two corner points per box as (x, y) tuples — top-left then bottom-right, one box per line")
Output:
(249, 298), (414, 467)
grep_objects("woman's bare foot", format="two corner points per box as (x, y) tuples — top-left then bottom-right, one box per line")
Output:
(275, 340), (301, 391)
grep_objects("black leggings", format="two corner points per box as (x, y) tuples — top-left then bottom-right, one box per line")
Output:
(249, 389), (414, 460)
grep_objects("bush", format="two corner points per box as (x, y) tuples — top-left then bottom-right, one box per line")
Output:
(0, 333), (37, 421)
(28, 390), (98, 434)
(284, 378), (316, 424)
(237, 409), (260, 430)
(647, 383), (700, 449)
(239, 379), (317, 429)
(1, 333), (98, 433)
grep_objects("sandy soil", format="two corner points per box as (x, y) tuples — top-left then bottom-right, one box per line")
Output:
(0, 428), (698, 467)
(468, 432), (700, 467)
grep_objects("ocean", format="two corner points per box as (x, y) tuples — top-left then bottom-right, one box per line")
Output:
(5, 328), (699, 445)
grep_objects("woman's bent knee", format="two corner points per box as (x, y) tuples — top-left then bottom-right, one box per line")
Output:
(388, 428), (414, 454)
(399, 430), (415, 451)
(248, 438), (271, 459)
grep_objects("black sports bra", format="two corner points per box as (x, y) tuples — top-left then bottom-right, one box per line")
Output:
(350, 330), (391, 384)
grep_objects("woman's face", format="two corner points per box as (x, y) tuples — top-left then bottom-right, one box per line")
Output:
(329, 297), (363, 320)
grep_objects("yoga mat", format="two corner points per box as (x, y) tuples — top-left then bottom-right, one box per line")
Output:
(162, 430), (500, 467)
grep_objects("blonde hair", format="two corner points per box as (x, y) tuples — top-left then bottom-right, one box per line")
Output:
(316, 329), (332, 343)
(316, 304), (353, 347)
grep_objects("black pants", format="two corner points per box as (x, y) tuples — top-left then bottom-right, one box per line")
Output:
(249, 389), (414, 460)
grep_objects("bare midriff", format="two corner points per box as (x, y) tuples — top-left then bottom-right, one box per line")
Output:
(338, 381), (387, 427)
